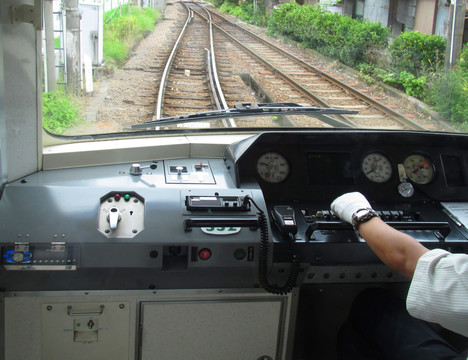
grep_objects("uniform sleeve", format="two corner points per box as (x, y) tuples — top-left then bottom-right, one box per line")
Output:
(407, 249), (468, 337)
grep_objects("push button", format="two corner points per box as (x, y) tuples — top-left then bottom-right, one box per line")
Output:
(199, 248), (211, 260)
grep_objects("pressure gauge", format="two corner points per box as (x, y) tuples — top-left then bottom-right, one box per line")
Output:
(361, 152), (393, 183)
(403, 154), (435, 185)
(398, 182), (415, 198)
(256, 152), (290, 183)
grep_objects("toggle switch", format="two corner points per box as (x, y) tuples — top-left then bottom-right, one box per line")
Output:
(107, 207), (122, 230)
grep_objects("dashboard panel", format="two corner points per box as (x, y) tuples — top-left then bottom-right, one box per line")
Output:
(1, 130), (468, 293)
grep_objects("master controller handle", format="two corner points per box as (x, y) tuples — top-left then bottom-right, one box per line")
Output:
(107, 207), (122, 230)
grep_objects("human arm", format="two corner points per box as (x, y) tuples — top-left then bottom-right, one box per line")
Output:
(357, 217), (428, 279)
(332, 192), (468, 336)
(331, 192), (428, 279)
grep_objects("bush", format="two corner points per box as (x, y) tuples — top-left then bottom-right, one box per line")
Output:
(43, 92), (81, 134)
(431, 44), (468, 125)
(390, 31), (445, 76)
(267, 2), (388, 67)
(220, 0), (268, 27)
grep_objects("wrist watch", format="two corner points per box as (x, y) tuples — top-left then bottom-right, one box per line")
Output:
(352, 208), (379, 228)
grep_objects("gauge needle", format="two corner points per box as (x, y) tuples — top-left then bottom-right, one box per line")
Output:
(413, 161), (428, 173)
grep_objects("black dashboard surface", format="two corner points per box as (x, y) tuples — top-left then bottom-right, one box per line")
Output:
(226, 130), (468, 203)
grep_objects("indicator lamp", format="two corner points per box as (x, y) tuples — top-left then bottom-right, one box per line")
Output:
(199, 248), (211, 260)
(124, 194), (131, 201)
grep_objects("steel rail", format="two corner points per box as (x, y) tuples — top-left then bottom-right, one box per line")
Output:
(195, 7), (358, 128)
(154, 3), (192, 120)
(193, 4), (236, 127)
(207, 8), (428, 131)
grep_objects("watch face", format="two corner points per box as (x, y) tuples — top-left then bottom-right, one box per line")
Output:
(354, 208), (370, 221)
(355, 209), (369, 217)
(354, 209), (369, 221)
(352, 208), (378, 226)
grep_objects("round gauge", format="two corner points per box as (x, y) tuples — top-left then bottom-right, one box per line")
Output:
(398, 182), (415, 198)
(256, 152), (290, 183)
(361, 152), (393, 183)
(403, 154), (435, 184)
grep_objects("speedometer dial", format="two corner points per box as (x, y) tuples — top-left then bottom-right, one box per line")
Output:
(361, 152), (393, 183)
(256, 152), (290, 183)
(403, 154), (435, 184)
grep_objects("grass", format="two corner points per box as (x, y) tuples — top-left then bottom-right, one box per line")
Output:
(42, 91), (82, 134)
(103, 5), (161, 67)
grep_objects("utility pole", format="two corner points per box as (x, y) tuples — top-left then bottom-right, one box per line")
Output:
(444, 0), (466, 72)
(44, 0), (56, 92)
(64, 0), (81, 95)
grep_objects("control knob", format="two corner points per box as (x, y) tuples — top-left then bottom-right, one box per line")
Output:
(129, 162), (157, 175)
(107, 207), (122, 230)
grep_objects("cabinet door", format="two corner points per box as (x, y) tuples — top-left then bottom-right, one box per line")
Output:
(140, 299), (285, 360)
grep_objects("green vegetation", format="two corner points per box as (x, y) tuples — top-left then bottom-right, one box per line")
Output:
(42, 92), (82, 134)
(103, 5), (161, 67)
(430, 44), (468, 126)
(219, 0), (268, 27)
(267, 2), (388, 67)
(389, 31), (445, 76)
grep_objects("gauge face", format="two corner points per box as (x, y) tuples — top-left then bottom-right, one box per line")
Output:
(256, 152), (290, 183)
(403, 154), (435, 184)
(398, 181), (415, 198)
(361, 152), (393, 183)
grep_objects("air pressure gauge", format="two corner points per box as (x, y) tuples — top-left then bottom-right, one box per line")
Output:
(256, 152), (290, 183)
(403, 154), (435, 184)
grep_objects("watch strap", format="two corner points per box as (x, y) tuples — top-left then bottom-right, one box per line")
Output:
(352, 208), (379, 227)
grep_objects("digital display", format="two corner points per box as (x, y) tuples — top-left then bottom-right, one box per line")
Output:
(307, 152), (354, 185)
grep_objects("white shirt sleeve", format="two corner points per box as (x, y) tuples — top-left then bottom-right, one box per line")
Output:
(407, 249), (468, 337)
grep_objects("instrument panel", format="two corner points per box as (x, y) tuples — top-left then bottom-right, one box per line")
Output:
(225, 130), (468, 202)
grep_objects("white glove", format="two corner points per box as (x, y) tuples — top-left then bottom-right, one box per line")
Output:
(331, 192), (372, 224)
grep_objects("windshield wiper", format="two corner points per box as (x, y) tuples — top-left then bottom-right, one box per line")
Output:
(131, 102), (358, 129)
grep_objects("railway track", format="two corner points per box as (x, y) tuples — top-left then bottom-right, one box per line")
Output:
(155, 3), (257, 128)
(155, 3), (216, 120)
(142, 1), (430, 131)
(203, 5), (427, 130)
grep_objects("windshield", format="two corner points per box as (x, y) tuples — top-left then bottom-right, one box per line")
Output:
(42, 0), (467, 137)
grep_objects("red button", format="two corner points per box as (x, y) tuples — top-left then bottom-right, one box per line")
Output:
(114, 194), (121, 201)
(199, 248), (211, 260)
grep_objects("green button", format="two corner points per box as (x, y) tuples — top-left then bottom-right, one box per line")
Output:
(124, 194), (131, 201)
(233, 248), (247, 260)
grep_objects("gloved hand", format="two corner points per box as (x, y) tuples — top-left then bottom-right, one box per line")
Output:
(331, 192), (372, 224)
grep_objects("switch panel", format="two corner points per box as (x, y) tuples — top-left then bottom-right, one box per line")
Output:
(2, 243), (79, 270)
(164, 159), (215, 184)
(98, 191), (145, 238)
